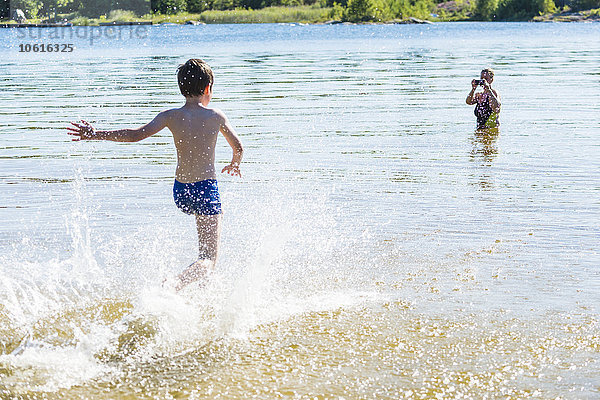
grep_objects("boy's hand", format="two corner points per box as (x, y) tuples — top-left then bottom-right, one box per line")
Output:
(222, 163), (241, 177)
(67, 120), (96, 141)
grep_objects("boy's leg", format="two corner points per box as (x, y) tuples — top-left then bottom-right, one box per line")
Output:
(176, 213), (222, 291)
(195, 213), (222, 260)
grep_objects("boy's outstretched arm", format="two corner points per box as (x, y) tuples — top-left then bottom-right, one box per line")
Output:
(67, 112), (169, 142)
(217, 111), (244, 177)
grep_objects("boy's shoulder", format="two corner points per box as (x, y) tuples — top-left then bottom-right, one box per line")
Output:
(154, 107), (179, 120)
(164, 106), (227, 119)
(201, 107), (230, 125)
(209, 107), (228, 120)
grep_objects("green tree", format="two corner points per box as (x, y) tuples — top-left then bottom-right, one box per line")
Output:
(475, 0), (498, 19)
(151, 0), (186, 13)
(1, 0), (10, 19)
(541, 0), (557, 13)
(209, 0), (237, 10)
(77, 0), (113, 17)
(570, 0), (599, 10)
(10, 0), (43, 18)
(496, 0), (556, 19)
(370, 0), (390, 19)
(116, 0), (150, 15)
(187, 0), (210, 12)
(238, 0), (264, 9)
(345, 0), (373, 21)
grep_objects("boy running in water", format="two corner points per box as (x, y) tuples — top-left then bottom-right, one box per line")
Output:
(67, 59), (244, 291)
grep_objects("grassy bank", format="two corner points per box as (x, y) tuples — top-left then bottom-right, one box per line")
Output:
(199, 5), (330, 23)
(149, 5), (331, 24)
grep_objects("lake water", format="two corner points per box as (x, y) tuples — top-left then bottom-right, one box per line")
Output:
(1, 22), (599, 398)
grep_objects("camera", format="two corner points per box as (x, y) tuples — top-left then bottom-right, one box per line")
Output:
(474, 79), (485, 86)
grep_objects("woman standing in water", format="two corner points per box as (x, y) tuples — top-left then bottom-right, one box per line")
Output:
(466, 68), (501, 130)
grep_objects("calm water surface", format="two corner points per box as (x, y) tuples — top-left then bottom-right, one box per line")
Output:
(0, 22), (599, 398)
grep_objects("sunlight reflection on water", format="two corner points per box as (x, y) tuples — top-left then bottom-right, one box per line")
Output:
(0, 22), (599, 398)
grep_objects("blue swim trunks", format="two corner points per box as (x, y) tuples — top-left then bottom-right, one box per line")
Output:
(173, 179), (222, 215)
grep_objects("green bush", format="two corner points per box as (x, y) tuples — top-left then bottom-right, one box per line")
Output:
(326, 0), (347, 7)
(70, 15), (90, 24)
(329, 1), (346, 17)
(388, 0), (434, 19)
(107, 9), (137, 20)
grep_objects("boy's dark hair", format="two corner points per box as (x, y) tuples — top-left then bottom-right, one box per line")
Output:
(177, 59), (213, 97)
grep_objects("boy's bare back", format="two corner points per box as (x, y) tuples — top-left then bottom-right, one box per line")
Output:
(159, 102), (241, 183)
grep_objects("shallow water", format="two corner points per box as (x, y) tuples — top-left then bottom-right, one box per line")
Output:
(1, 22), (599, 398)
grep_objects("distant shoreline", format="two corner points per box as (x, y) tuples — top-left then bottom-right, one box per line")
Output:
(0, 20), (432, 28)
(1, 7), (599, 27)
